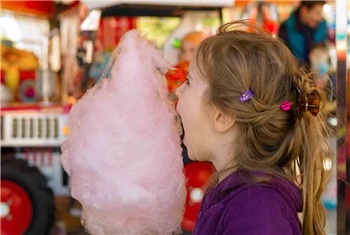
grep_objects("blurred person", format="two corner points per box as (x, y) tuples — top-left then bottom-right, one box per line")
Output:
(278, 1), (328, 66)
(166, 31), (206, 103)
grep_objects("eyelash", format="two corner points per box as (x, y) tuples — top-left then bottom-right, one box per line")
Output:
(186, 74), (190, 85)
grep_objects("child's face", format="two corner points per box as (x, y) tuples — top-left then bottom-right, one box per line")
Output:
(178, 40), (196, 63)
(175, 59), (215, 162)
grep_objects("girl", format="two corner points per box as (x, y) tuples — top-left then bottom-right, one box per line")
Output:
(176, 21), (332, 235)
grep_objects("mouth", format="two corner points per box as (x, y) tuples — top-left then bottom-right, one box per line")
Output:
(175, 111), (188, 148)
(182, 135), (187, 145)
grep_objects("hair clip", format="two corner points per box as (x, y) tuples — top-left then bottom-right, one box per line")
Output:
(304, 90), (320, 117)
(280, 100), (291, 111)
(240, 88), (255, 102)
(295, 86), (320, 119)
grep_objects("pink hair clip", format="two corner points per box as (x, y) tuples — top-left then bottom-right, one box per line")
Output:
(280, 100), (291, 111)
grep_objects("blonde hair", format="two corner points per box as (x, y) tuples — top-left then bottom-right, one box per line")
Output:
(196, 21), (333, 235)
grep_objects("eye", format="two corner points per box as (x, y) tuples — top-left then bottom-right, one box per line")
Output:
(186, 78), (190, 85)
(186, 73), (191, 85)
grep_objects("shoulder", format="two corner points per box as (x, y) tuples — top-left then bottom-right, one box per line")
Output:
(319, 19), (327, 28)
(283, 12), (296, 28)
(278, 22), (289, 45)
(279, 21), (287, 33)
(224, 184), (288, 215)
(314, 20), (328, 42)
(219, 185), (294, 235)
(318, 20), (328, 34)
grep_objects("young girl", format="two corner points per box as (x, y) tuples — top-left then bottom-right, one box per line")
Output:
(176, 21), (332, 235)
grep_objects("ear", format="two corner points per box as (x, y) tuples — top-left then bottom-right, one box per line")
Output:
(213, 108), (236, 133)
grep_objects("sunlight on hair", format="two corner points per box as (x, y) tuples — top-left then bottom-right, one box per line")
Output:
(328, 117), (337, 127)
(323, 158), (332, 171)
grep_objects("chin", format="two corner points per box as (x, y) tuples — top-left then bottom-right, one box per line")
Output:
(309, 23), (318, 29)
(184, 147), (195, 161)
(188, 153), (196, 161)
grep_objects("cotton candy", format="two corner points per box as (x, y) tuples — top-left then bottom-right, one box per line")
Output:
(60, 30), (186, 235)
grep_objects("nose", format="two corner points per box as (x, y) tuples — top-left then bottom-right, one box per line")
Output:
(175, 83), (184, 98)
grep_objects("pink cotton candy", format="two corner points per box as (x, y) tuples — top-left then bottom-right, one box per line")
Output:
(60, 30), (186, 235)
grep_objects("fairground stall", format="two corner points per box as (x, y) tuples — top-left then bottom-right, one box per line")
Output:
(0, 0), (349, 235)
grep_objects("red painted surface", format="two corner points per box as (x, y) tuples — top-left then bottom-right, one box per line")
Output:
(1, 180), (33, 235)
(1, 103), (71, 114)
(96, 17), (136, 52)
(1, 70), (5, 84)
(0, 0), (55, 18)
(182, 162), (214, 231)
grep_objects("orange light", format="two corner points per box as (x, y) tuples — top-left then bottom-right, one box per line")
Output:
(63, 126), (69, 136)
(67, 96), (77, 106)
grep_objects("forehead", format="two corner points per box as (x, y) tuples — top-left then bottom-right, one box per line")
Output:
(188, 55), (210, 89)
(181, 40), (197, 49)
(307, 4), (323, 13)
(188, 53), (200, 75)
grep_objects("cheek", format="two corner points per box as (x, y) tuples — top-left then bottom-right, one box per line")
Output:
(180, 51), (191, 62)
(311, 15), (318, 22)
(311, 12), (322, 22)
(178, 53), (185, 61)
(178, 102), (191, 123)
(177, 97), (195, 129)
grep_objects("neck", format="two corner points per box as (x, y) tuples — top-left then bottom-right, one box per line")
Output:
(211, 138), (236, 179)
(210, 124), (238, 180)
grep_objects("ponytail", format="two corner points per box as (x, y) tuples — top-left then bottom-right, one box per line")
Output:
(294, 75), (332, 235)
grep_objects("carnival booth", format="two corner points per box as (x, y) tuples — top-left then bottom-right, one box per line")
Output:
(0, 1), (75, 234)
(0, 1), (347, 235)
(72, 1), (344, 234)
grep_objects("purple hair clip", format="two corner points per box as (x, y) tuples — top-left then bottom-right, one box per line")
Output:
(240, 88), (255, 102)
(280, 100), (291, 111)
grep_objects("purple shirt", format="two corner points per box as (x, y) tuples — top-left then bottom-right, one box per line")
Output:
(192, 171), (302, 235)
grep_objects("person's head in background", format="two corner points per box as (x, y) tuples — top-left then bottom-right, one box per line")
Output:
(299, 1), (326, 29)
(165, 31), (206, 103)
(178, 31), (206, 63)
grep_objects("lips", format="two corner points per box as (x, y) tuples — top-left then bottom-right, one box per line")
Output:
(175, 114), (183, 135)
(183, 135), (187, 146)
(176, 114), (186, 144)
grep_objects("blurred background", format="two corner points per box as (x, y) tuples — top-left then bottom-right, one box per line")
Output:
(0, 0), (349, 234)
